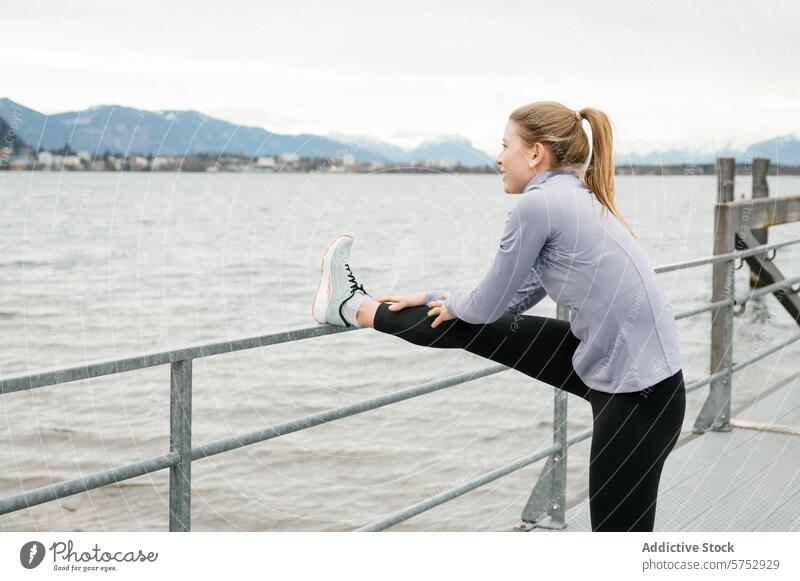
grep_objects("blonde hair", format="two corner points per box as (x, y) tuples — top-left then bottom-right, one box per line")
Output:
(508, 101), (638, 240)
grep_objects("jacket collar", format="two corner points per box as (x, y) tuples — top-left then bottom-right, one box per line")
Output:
(523, 168), (578, 192)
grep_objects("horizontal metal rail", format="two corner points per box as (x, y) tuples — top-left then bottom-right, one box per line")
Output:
(675, 297), (732, 320)
(654, 238), (800, 274)
(0, 452), (179, 515)
(357, 427), (594, 532)
(0, 324), (358, 395)
(735, 274), (800, 306)
(731, 331), (800, 373)
(685, 369), (730, 394)
(193, 363), (509, 460)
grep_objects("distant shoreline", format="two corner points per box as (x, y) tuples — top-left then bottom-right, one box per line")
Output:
(2, 163), (799, 175)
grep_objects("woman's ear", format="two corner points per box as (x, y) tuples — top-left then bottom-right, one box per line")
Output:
(528, 142), (543, 168)
(528, 142), (552, 170)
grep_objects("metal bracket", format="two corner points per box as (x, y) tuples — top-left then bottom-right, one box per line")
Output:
(519, 453), (566, 529)
(735, 231), (800, 325)
(693, 376), (732, 433)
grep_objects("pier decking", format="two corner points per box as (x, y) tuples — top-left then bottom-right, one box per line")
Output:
(530, 372), (800, 532)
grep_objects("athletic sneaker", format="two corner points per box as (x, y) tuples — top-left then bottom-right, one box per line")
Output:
(312, 234), (369, 327)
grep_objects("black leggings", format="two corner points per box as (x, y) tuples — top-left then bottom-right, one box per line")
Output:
(373, 302), (686, 532)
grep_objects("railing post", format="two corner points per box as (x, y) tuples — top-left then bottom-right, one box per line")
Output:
(516, 303), (570, 530)
(551, 304), (570, 525)
(749, 157), (771, 288)
(169, 359), (193, 531)
(695, 157), (735, 433)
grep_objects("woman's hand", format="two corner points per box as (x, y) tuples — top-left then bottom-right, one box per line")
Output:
(426, 299), (456, 328)
(376, 293), (426, 311)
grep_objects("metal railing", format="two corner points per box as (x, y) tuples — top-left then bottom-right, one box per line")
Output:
(2, 160), (799, 532)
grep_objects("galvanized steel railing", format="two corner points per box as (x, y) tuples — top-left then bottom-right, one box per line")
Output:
(2, 158), (799, 532)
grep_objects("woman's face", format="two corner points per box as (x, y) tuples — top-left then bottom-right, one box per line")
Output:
(496, 119), (549, 194)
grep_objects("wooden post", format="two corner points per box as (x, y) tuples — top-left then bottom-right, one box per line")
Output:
(749, 157), (770, 288)
(694, 157), (735, 433)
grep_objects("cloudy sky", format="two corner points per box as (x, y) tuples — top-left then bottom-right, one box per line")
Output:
(2, 0), (799, 155)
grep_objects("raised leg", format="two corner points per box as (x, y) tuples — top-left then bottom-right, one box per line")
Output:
(372, 302), (592, 401)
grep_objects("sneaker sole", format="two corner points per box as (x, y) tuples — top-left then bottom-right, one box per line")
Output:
(312, 234), (353, 324)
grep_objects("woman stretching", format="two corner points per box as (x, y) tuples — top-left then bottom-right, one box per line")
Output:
(311, 101), (685, 532)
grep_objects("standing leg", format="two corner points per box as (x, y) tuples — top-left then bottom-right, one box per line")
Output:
(587, 370), (686, 531)
(373, 302), (593, 401)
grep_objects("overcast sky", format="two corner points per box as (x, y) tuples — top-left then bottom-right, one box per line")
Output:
(2, 0), (799, 155)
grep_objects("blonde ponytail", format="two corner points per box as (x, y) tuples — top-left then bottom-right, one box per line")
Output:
(509, 101), (639, 240)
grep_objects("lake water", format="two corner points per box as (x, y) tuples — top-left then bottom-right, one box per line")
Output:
(2, 171), (800, 532)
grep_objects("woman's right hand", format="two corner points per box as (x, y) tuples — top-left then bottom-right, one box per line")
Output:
(376, 293), (426, 311)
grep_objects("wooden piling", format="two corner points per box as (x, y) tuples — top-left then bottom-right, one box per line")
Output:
(694, 157), (735, 433)
(750, 157), (771, 288)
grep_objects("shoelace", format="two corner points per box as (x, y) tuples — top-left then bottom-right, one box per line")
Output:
(344, 263), (367, 295)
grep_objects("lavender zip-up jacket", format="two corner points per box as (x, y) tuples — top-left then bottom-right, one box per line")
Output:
(424, 169), (681, 394)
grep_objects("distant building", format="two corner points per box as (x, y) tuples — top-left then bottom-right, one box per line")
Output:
(63, 155), (82, 169)
(9, 158), (32, 170)
(256, 156), (276, 169)
(129, 156), (149, 170)
(151, 156), (173, 170)
(37, 151), (53, 168)
(278, 153), (300, 163)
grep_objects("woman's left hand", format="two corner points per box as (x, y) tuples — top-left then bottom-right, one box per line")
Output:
(427, 299), (457, 328)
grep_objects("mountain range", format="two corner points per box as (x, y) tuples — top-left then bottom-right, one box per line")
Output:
(619, 134), (800, 166)
(0, 98), (494, 167)
(2, 97), (800, 165)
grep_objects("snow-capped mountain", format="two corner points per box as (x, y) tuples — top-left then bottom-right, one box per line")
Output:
(0, 98), (494, 167)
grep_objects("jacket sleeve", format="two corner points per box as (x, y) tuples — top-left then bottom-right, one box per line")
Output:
(424, 289), (450, 304)
(443, 191), (553, 324)
(504, 272), (548, 316)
